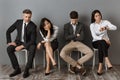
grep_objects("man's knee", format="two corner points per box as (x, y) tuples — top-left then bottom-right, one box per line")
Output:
(88, 49), (94, 57)
(60, 50), (66, 59)
(7, 45), (15, 53)
(84, 47), (94, 57)
(28, 45), (36, 53)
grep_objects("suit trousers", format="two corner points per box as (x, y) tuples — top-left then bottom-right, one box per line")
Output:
(60, 41), (93, 67)
(7, 41), (36, 70)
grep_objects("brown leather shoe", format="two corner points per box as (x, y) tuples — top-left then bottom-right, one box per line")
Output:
(76, 67), (86, 76)
(69, 65), (76, 74)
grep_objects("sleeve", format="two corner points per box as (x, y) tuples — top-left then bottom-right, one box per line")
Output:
(49, 25), (59, 42)
(6, 20), (18, 44)
(105, 20), (117, 30)
(75, 24), (85, 41)
(90, 24), (102, 40)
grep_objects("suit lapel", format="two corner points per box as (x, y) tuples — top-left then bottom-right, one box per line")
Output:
(26, 21), (31, 30)
(75, 24), (79, 34)
(75, 22), (81, 34)
(69, 23), (74, 34)
(19, 20), (23, 37)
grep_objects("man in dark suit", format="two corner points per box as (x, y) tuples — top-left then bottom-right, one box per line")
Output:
(60, 11), (93, 75)
(6, 9), (37, 78)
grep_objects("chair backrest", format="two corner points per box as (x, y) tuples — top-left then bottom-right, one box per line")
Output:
(21, 49), (27, 51)
(93, 48), (98, 51)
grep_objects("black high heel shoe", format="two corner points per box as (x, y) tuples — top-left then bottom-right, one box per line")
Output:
(97, 72), (103, 75)
(45, 72), (50, 76)
(108, 66), (113, 70)
(53, 64), (57, 69)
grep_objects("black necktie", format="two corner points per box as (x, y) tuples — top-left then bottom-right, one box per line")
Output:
(24, 23), (27, 43)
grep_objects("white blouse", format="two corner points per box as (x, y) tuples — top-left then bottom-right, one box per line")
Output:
(49, 25), (59, 41)
(39, 25), (59, 42)
(90, 20), (117, 42)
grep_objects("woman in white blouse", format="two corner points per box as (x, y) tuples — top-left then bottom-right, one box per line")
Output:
(37, 18), (59, 75)
(90, 10), (117, 75)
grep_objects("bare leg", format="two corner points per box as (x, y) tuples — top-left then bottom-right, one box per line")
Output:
(97, 63), (103, 75)
(44, 42), (56, 66)
(45, 52), (50, 73)
(37, 42), (41, 49)
(105, 57), (113, 68)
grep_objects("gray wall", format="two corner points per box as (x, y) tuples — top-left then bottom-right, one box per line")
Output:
(0, 0), (120, 65)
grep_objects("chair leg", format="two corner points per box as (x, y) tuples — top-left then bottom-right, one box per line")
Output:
(105, 62), (108, 71)
(17, 54), (20, 64)
(25, 50), (28, 65)
(57, 49), (60, 70)
(92, 54), (95, 70)
(16, 49), (36, 69)
(68, 53), (72, 71)
(33, 58), (36, 69)
(54, 49), (61, 70)
(80, 52), (84, 67)
(92, 50), (96, 70)
(43, 50), (46, 68)
(54, 50), (56, 62)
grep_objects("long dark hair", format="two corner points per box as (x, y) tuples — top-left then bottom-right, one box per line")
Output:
(39, 18), (54, 37)
(91, 10), (102, 23)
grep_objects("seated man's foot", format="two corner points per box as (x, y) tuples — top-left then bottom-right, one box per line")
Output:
(9, 68), (21, 77)
(76, 67), (86, 76)
(23, 71), (30, 78)
(69, 65), (76, 74)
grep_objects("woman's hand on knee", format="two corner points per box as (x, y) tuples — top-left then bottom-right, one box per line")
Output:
(37, 42), (41, 49)
(44, 42), (51, 47)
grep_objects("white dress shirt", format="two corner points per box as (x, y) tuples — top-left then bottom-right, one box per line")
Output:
(49, 25), (59, 41)
(90, 20), (117, 42)
(71, 22), (78, 34)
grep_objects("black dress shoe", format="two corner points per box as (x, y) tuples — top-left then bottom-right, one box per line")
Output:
(76, 67), (86, 76)
(23, 71), (30, 78)
(45, 72), (50, 76)
(9, 69), (21, 77)
(97, 72), (103, 75)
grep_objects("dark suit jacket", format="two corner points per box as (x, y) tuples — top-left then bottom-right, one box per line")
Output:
(64, 22), (85, 44)
(6, 19), (37, 48)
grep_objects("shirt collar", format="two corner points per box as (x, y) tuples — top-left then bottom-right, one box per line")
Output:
(70, 22), (78, 26)
(23, 21), (29, 26)
(95, 20), (102, 24)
